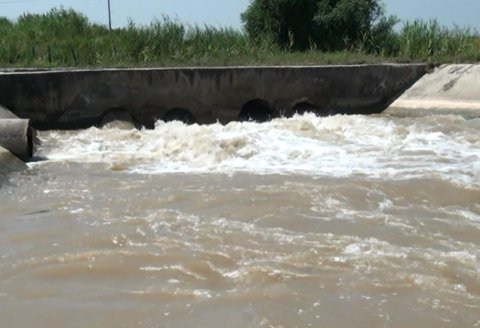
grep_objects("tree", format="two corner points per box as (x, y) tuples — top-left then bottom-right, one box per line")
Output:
(314, 0), (398, 51)
(241, 0), (317, 51)
(241, 0), (398, 53)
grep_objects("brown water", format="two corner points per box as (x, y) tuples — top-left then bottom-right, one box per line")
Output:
(1, 114), (479, 327)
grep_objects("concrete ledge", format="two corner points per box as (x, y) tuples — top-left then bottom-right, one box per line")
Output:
(0, 64), (426, 129)
(386, 64), (480, 118)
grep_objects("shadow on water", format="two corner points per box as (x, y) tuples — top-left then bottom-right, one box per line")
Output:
(24, 209), (51, 216)
(28, 155), (49, 163)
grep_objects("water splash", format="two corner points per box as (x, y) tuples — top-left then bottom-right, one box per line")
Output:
(34, 114), (480, 187)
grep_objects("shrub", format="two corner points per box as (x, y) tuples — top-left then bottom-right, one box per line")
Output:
(241, 0), (398, 52)
(241, 0), (317, 51)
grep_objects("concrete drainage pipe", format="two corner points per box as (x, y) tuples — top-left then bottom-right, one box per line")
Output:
(0, 119), (33, 161)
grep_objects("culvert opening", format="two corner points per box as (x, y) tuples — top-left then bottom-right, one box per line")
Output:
(292, 102), (318, 116)
(239, 99), (275, 123)
(99, 108), (139, 129)
(0, 119), (33, 161)
(162, 108), (196, 124)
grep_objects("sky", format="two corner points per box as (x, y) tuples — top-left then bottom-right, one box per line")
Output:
(1, 0), (479, 31)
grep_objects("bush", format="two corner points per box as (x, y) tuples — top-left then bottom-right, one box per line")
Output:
(242, 0), (398, 52)
(314, 0), (398, 52)
(241, 0), (317, 51)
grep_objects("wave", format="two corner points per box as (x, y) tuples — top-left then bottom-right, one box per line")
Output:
(33, 114), (480, 187)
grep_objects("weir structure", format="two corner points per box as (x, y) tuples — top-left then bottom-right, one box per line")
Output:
(0, 64), (426, 130)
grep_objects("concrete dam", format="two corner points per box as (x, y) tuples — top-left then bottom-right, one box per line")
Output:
(0, 64), (426, 130)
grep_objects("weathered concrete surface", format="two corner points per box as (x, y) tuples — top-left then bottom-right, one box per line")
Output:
(0, 119), (33, 161)
(386, 64), (480, 118)
(0, 104), (19, 119)
(0, 145), (27, 175)
(0, 65), (426, 129)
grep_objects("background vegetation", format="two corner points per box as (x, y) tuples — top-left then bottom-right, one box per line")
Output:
(0, 1), (478, 68)
(241, 0), (479, 61)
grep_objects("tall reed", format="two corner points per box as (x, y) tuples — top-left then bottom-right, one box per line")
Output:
(398, 19), (479, 62)
(0, 8), (478, 67)
(0, 8), (276, 67)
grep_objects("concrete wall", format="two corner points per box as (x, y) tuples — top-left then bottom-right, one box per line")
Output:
(386, 64), (480, 118)
(0, 65), (426, 129)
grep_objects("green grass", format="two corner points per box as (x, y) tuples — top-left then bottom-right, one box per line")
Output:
(0, 8), (478, 68)
(397, 19), (480, 63)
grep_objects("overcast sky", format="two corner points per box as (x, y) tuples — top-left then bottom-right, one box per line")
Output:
(1, 0), (479, 31)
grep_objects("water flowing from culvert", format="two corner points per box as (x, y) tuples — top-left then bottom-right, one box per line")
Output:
(1, 114), (479, 327)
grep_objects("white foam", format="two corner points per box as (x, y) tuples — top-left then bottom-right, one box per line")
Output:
(34, 114), (480, 187)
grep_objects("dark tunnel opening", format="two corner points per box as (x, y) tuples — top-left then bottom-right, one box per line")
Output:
(239, 99), (276, 123)
(292, 102), (318, 116)
(162, 108), (196, 124)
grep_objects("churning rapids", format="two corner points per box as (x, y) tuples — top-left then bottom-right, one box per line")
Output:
(1, 113), (479, 328)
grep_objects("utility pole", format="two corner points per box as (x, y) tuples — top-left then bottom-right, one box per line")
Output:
(108, 0), (112, 30)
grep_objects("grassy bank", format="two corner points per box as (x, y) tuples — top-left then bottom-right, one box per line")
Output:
(0, 8), (479, 68)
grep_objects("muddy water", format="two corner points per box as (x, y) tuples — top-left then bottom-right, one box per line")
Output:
(1, 114), (479, 327)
